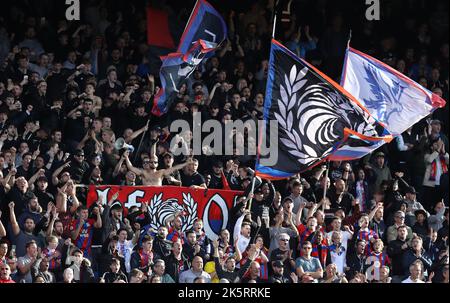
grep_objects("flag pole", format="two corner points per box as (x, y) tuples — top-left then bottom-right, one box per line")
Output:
(246, 175), (257, 211)
(134, 119), (150, 162)
(322, 161), (330, 211)
(347, 29), (352, 48)
(271, 0), (279, 39)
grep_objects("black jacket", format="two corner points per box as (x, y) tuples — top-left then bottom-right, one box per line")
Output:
(102, 271), (128, 283)
(214, 257), (251, 283)
(153, 236), (173, 259)
(387, 239), (409, 276)
(183, 242), (207, 262)
(345, 252), (366, 280)
(164, 252), (191, 283)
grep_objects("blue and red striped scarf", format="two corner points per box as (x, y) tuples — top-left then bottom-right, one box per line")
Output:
(42, 248), (61, 270)
(311, 243), (329, 268)
(357, 229), (378, 255)
(429, 155), (448, 181)
(138, 249), (153, 269)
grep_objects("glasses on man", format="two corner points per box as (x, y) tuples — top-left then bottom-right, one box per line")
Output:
(280, 239), (289, 242)
(396, 216), (405, 219)
(303, 246), (312, 250)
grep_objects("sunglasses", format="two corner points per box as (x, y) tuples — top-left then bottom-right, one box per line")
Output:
(396, 216), (405, 219)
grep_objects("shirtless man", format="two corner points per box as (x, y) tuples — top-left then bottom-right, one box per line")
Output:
(123, 146), (192, 186)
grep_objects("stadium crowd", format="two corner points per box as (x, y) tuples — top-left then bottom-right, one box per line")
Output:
(0, 0), (448, 284)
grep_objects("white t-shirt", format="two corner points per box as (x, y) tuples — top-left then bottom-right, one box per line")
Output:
(326, 230), (352, 250)
(402, 277), (425, 283)
(329, 245), (347, 274)
(116, 240), (134, 273)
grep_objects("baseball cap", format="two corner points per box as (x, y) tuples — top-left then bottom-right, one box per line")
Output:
(74, 149), (84, 156)
(430, 119), (441, 125)
(150, 125), (161, 132)
(406, 186), (417, 194)
(254, 187), (264, 194)
(37, 176), (48, 183)
(374, 151), (385, 158)
(272, 260), (284, 268)
(282, 197), (293, 204)
(163, 152), (174, 159)
(414, 209), (428, 218)
(213, 161), (223, 168)
(110, 201), (123, 210)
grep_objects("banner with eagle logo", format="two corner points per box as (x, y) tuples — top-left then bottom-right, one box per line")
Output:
(256, 39), (392, 179)
(87, 185), (243, 240)
(329, 47), (447, 160)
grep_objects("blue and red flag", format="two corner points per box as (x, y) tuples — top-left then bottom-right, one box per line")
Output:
(255, 39), (392, 180)
(330, 46), (446, 161)
(151, 39), (215, 116)
(151, 0), (227, 116)
(177, 0), (227, 54)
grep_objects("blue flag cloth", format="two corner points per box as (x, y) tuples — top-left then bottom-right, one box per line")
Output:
(151, 40), (215, 116)
(329, 47), (446, 161)
(151, 0), (227, 117)
(177, 0), (227, 54)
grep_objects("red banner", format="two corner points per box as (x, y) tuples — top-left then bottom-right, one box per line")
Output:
(87, 186), (243, 240)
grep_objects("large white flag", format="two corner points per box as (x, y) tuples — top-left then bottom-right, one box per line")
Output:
(342, 47), (445, 135)
(329, 47), (446, 161)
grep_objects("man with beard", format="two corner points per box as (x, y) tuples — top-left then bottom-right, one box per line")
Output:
(8, 202), (39, 258)
(269, 260), (298, 283)
(167, 215), (184, 243)
(68, 149), (89, 184)
(183, 230), (206, 262)
(17, 196), (43, 231)
(207, 161), (227, 189)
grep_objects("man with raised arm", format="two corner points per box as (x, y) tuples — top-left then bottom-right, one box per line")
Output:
(123, 144), (193, 186)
